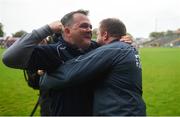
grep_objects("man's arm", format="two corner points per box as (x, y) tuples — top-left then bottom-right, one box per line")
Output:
(2, 21), (63, 70)
(40, 45), (122, 90)
(2, 25), (53, 69)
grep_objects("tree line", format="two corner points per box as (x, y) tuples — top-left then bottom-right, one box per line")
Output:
(149, 29), (180, 40)
(0, 23), (27, 37)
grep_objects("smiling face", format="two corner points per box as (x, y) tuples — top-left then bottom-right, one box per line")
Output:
(65, 13), (92, 49)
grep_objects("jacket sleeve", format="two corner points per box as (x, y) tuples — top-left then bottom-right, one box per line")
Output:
(40, 47), (119, 90)
(2, 25), (53, 69)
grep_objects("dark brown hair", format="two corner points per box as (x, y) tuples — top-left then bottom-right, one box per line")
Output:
(61, 9), (89, 27)
(100, 18), (126, 38)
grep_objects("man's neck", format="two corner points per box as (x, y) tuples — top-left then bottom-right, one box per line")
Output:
(62, 37), (78, 49)
(106, 37), (119, 44)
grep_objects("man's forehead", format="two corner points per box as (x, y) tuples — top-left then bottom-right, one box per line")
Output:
(74, 21), (91, 26)
(73, 13), (90, 22)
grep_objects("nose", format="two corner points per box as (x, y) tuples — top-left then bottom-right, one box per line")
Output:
(86, 27), (92, 32)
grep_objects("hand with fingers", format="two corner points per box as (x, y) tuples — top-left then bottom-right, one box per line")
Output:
(120, 35), (133, 44)
(48, 21), (64, 33)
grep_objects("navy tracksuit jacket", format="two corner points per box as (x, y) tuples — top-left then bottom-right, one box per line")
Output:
(40, 40), (146, 116)
(28, 37), (98, 115)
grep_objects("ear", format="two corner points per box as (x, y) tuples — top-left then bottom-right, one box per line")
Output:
(64, 27), (70, 35)
(103, 31), (109, 41)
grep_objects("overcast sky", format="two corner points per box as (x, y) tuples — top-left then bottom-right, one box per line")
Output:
(0, 0), (180, 38)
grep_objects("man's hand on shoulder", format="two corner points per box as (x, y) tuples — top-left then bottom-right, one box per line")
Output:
(120, 35), (133, 44)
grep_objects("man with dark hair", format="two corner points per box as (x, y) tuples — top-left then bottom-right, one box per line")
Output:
(3, 9), (95, 115)
(41, 18), (146, 116)
(3, 10), (132, 115)
(61, 9), (89, 26)
(97, 18), (126, 45)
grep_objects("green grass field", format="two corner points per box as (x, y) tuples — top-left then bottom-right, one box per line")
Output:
(140, 48), (180, 115)
(0, 47), (180, 115)
(0, 48), (40, 116)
